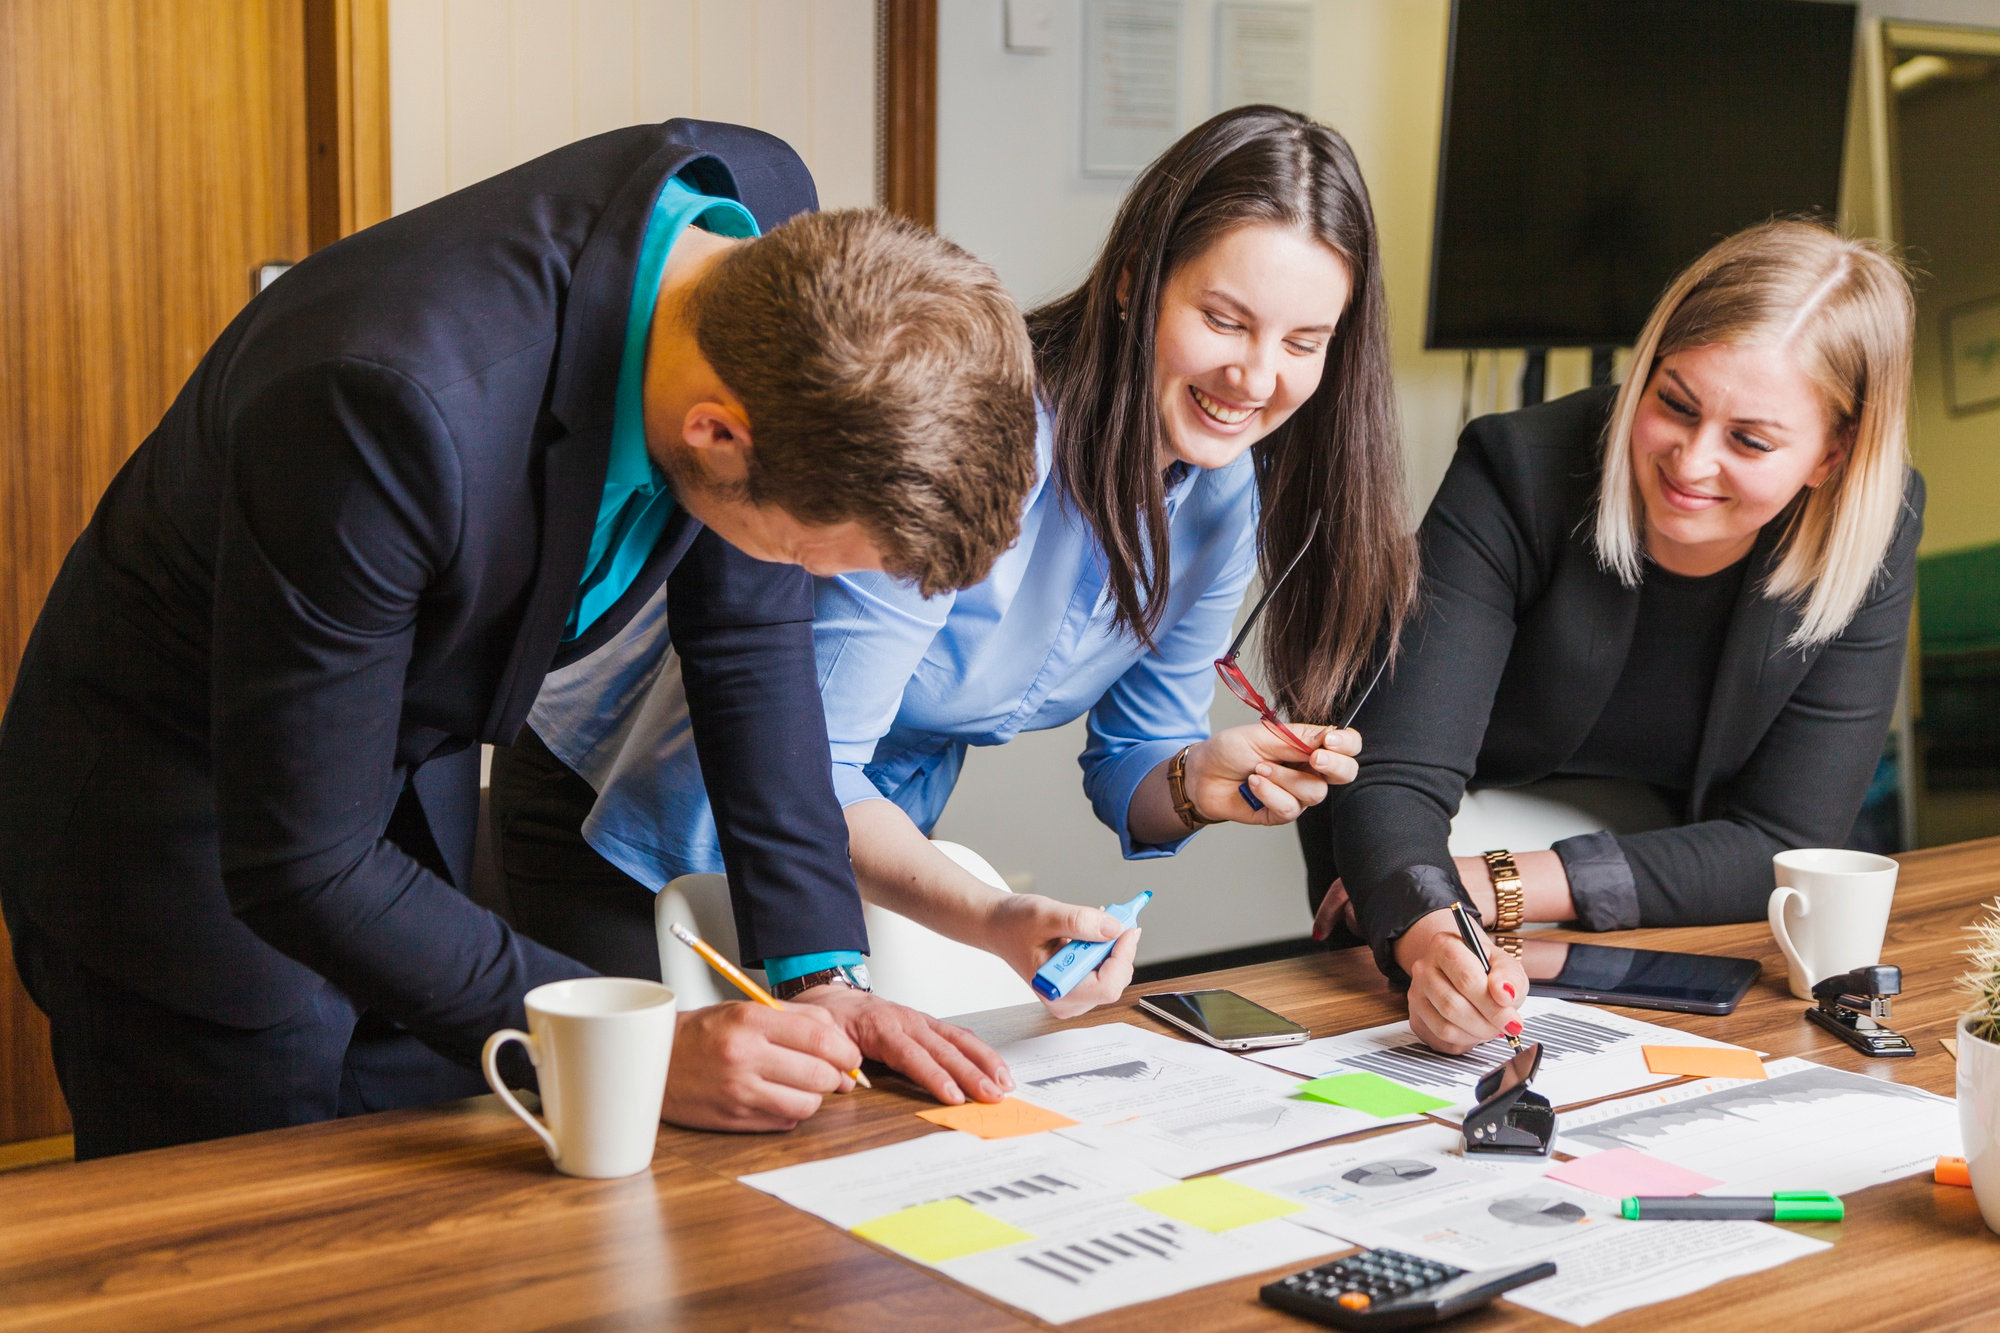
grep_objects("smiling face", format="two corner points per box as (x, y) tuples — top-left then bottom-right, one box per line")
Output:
(1628, 342), (1847, 576)
(1148, 221), (1353, 472)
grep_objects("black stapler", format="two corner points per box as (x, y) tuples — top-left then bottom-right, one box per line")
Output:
(1805, 964), (1915, 1057)
(1463, 1042), (1555, 1156)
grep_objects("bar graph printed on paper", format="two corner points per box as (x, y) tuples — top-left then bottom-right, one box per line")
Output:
(1016, 1221), (1187, 1285)
(1337, 1011), (1629, 1091)
(950, 1173), (1083, 1207)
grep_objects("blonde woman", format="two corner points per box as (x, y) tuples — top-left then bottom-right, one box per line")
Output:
(1300, 220), (1921, 1054)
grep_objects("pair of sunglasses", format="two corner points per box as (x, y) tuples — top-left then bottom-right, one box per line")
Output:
(1214, 510), (1390, 808)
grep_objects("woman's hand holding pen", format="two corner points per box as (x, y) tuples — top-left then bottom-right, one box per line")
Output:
(1186, 722), (1361, 825)
(1394, 908), (1528, 1055)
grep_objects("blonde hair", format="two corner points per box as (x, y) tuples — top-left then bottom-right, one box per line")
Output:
(1592, 220), (1913, 647)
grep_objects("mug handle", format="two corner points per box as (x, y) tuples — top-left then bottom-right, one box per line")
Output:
(1768, 885), (1813, 992)
(482, 1028), (560, 1164)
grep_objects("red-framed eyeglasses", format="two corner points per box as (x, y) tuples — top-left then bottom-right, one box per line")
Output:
(1214, 511), (1323, 757)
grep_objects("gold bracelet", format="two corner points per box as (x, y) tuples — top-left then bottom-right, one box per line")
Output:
(1168, 745), (1219, 831)
(1483, 848), (1525, 936)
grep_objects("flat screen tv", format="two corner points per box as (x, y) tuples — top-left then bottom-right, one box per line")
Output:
(1427, 0), (1856, 350)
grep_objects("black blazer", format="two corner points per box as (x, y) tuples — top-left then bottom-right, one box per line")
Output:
(1299, 386), (1923, 979)
(0, 121), (866, 1060)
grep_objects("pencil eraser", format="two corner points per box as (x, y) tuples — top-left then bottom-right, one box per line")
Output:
(1936, 1155), (1971, 1187)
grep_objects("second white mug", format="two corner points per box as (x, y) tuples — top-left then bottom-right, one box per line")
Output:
(1767, 848), (1898, 1001)
(482, 977), (678, 1179)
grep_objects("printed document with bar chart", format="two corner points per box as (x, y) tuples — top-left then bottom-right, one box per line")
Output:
(1245, 997), (1744, 1115)
(999, 1022), (1412, 1176)
(740, 1129), (1336, 1323)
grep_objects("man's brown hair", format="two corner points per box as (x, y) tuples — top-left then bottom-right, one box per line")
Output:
(688, 208), (1038, 596)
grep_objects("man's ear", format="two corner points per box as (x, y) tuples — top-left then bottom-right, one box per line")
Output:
(680, 400), (754, 485)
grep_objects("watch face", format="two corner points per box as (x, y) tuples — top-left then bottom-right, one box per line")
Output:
(842, 961), (873, 991)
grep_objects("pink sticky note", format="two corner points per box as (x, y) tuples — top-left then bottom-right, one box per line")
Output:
(1545, 1147), (1723, 1199)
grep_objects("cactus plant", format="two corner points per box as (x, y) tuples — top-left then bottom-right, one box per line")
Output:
(1959, 897), (2000, 1047)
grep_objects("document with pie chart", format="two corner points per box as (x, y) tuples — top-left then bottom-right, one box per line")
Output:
(1226, 1123), (1827, 1326)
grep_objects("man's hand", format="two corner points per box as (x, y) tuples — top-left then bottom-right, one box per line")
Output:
(981, 893), (1140, 1019)
(1185, 723), (1360, 825)
(660, 1002), (863, 1132)
(1394, 908), (1527, 1054)
(793, 983), (1014, 1107)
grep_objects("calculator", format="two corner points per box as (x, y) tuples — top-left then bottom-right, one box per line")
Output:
(1259, 1247), (1556, 1329)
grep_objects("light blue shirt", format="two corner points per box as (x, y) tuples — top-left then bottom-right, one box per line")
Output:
(530, 412), (1260, 967)
(566, 176), (757, 640)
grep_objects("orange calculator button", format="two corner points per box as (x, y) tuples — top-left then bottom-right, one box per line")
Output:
(1338, 1292), (1371, 1310)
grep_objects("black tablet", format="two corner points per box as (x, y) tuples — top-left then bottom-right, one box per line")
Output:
(1520, 940), (1762, 1015)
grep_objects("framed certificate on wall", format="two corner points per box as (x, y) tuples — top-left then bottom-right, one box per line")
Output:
(1944, 294), (2000, 417)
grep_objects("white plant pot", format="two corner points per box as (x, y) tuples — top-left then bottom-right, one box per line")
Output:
(1956, 1016), (2000, 1235)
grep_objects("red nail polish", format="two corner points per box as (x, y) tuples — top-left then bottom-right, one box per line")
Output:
(1505, 1021), (1523, 1037)
(1503, 983), (1517, 1000)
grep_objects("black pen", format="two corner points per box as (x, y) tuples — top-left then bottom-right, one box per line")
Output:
(1449, 901), (1522, 1051)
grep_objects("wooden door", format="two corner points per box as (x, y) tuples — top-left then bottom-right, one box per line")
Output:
(0, 0), (382, 1149)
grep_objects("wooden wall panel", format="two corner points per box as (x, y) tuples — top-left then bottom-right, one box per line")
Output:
(879, 0), (934, 226)
(388, 0), (878, 215)
(0, 0), (313, 1143)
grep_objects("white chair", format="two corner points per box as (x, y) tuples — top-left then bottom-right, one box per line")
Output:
(653, 840), (1035, 1019)
(1448, 777), (1675, 856)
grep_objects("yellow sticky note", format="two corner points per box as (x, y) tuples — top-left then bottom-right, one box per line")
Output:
(1641, 1045), (1767, 1080)
(1130, 1176), (1304, 1233)
(916, 1097), (1080, 1139)
(852, 1198), (1033, 1264)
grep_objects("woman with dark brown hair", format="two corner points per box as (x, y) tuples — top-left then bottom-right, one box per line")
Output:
(496, 104), (1417, 1030)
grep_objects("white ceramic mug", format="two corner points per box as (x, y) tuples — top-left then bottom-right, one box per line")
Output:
(482, 977), (677, 1179)
(1767, 848), (1898, 1001)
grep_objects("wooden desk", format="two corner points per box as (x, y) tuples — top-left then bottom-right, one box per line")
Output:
(6, 838), (1999, 1332)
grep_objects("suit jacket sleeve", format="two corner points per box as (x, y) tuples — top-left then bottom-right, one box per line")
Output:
(1604, 475), (1924, 925)
(213, 359), (591, 1067)
(667, 529), (869, 966)
(1302, 424), (1529, 981)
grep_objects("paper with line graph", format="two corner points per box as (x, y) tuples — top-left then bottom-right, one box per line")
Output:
(1244, 997), (1746, 1117)
(739, 1129), (1337, 1323)
(998, 1022), (1411, 1177)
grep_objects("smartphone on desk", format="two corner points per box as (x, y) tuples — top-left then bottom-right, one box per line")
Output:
(1137, 990), (1310, 1051)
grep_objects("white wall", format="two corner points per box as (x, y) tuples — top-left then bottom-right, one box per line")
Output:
(387, 0), (877, 216)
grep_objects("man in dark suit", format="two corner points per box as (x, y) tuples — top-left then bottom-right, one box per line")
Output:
(0, 119), (1039, 1157)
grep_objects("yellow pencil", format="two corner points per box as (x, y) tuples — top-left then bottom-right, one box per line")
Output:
(666, 921), (871, 1089)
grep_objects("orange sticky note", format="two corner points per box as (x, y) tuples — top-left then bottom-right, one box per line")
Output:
(916, 1097), (1080, 1139)
(1642, 1045), (1767, 1080)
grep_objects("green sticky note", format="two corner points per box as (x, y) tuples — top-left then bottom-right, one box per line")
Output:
(1296, 1071), (1452, 1117)
(1130, 1176), (1304, 1233)
(852, 1198), (1033, 1263)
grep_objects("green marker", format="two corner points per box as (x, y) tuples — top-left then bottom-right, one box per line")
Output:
(1620, 1191), (1843, 1222)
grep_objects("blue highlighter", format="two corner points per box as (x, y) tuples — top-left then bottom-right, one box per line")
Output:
(1032, 891), (1152, 1001)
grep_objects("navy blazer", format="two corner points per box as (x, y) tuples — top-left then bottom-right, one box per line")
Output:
(0, 121), (867, 1060)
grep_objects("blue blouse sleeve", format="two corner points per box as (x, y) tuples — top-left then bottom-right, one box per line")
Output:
(812, 571), (956, 808)
(1081, 475), (1259, 859)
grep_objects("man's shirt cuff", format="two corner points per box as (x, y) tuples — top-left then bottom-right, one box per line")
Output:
(763, 950), (867, 987)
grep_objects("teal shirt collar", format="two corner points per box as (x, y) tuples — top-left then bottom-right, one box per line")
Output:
(567, 176), (759, 640)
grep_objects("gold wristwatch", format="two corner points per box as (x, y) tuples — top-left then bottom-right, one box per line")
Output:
(1483, 848), (1525, 955)
(1169, 744), (1219, 831)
